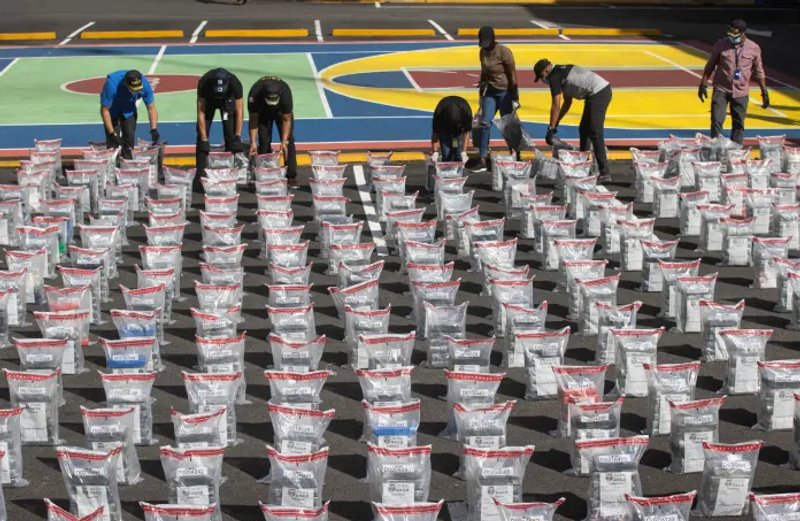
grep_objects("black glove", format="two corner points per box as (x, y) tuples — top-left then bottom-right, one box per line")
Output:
(106, 132), (121, 149)
(198, 140), (211, 154)
(510, 85), (519, 102)
(761, 89), (770, 109)
(698, 84), (708, 102)
(230, 135), (245, 154)
(150, 128), (160, 144)
(545, 127), (557, 146)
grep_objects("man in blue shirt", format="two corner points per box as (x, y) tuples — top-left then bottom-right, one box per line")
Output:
(100, 69), (159, 158)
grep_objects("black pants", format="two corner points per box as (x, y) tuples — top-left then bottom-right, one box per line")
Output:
(196, 98), (237, 177)
(579, 85), (612, 177)
(257, 115), (297, 179)
(711, 89), (748, 145)
(106, 113), (137, 159)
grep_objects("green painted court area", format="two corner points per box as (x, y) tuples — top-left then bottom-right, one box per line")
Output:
(0, 53), (327, 125)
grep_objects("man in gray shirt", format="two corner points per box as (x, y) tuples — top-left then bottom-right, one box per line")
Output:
(534, 59), (613, 179)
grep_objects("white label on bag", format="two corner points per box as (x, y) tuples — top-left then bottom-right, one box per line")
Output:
(773, 390), (796, 427)
(712, 477), (750, 516)
(658, 394), (688, 433)
(533, 357), (559, 396)
(282, 488), (315, 508)
(281, 440), (313, 454)
(383, 481), (414, 504)
(481, 485), (513, 521)
(378, 436), (409, 449)
(460, 388), (490, 398)
(465, 435), (502, 449)
(598, 471), (634, 515)
(75, 485), (110, 521)
(177, 485), (210, 505)
(20, 402), (47, 442)
(61, 340), (76, 375)
(7, 293), (18, 326)
(683, 430), (714, 473)
(734, 357), (760, 393)
(0, 441), (9, 484)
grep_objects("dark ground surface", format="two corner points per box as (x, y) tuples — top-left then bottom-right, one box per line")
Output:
(0, 159), (799, 521)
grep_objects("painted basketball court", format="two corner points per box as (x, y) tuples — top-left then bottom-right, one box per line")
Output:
(0, 38), (797, 153)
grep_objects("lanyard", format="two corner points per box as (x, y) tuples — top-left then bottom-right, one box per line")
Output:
(733, 43), (743, 70)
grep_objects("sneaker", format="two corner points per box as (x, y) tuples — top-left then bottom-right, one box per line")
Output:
(470, 158), (488, 173)
(287, 178), (299, 189)
(597, 174), (612, 183)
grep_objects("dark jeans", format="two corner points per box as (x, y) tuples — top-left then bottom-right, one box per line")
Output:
(579, 85), (612, 177)
(711, 89), (748, 145)
(257, 114), (297, 179)
(106, 113), (137, 159)
(196, 98), (237, 177)
(439, 134), (465, 162)
(478, 86), (513, 158)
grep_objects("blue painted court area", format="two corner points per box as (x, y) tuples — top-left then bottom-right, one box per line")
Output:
(0, 40), (797, 152)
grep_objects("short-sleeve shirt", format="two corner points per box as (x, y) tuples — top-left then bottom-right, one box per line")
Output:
(100, 70), (155, 119)
(196, 69), (244, 101)
(247, 77), (293, 118)
(432, 96), (473, 137)
(547, 65), (609, 100)
(479, 44), (515, 91)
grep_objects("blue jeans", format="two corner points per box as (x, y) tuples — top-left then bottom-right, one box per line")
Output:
(478, 87), (513, 158)
(439, 134), (464, 162)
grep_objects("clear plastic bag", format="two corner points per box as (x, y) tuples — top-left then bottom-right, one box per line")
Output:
(266, 446), (328, 509)
(269, 404), (334, 454)
(696, 441), (762, 517)
(721, 329), (772, 395)
(674, 274), (717, 334)
(680, 190), (710, 236)
(668, 397), (724, 474)
(504, 302), (548, 368)
(772, 203), (800, 251)
(494, 497), (564, 521)
(447, 336), (494, 374)
(269, 242), (310, 270)
(265, 370), (330, 410)
(57, 446), (122, 521)
(644, 362), (700, 436)
(4, 369), (61, 446)
(651, 175), (680, 218)
(268, 334), (325, 374)
(442, 371), (504, 437)
(755, 360), (800, 431)
(750, 492), (800, 521)
(744, 188), (777, 234)
(182, 372), (242, 445)
(34, 311), (90, 375)
(626, 491), (696, 521)
(425, 302), (468, 367)
(372, 501), (442, 521)
(339, 261), (384, 289)
(271, 264), (314, 286)
(564, 260), (607, 319)
(141, 502), (216, 521)
(0, 270), (27, 327)
(577, 274), (620, 336)
(45, 498), (105, 521)
(595, 302), (641, 366)
(541, 221), (577, 271)
(618, 220), (655, 272)
(345, 306), (390, 350)
(7, 248), (47, 305)
(753, 236), (791, 289)
(201, 244), (246, 269)
(80, 406), (141, 485)
(600, 204), (635, 256)
(553, 365), (609, 437)
(195, 333), (248, 401)
(694, 161), (723, 202)
(453, 401), (515, 475)
(568, 398), (625, 476)
(99, 371), (157, 446)
(260, 502), (329, 521)
(362, 400), (421, 448)
(0, 407), (25, 487)
(170, 407), (227, 449)
(464, 446), (534, 521)
(159, 446), (225, 521)
(100, 337), (157, 373)
(491, 278), (533, 336)
(357, 367), (413, 406)
(267, 305), (316, 343)
(658, 260), (701, 319)
(355, 333), (415, 371)
(366, 444), (431, 504)
(720, 217), (755, 266)
(612, 327), (664, 397)
(580, 436), (648, 520)
(520, 327), (570, 400)
(329, 279), (380, 319)
(328, 242), (375, 276)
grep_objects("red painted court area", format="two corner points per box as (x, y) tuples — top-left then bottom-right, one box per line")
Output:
(64, 74), (201, 95)
(410, 68), (783, 89)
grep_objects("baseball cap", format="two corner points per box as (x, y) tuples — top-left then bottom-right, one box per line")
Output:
(124, 70), (143, 92)
(264, 81), (281, 106)
(211, 68), (231, 98)
(533, 59), (551, 82)
(478, 26), (495, 49)
(728, 19), (747, 34)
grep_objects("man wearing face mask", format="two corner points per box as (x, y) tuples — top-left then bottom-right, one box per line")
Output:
(699, 19), (768, 145)
(533, 58), (613, 180)
(248, 75), (297, 187)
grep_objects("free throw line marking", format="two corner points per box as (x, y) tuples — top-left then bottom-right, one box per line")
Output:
(352, 165), (388, 256)
(306, 53), (333, 119)
(0, 58), (19, 77)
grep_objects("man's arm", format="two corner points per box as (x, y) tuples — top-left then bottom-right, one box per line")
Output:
(100, 106), (115, 135)
(549, 94), (563, 129)
(280, 113), (293, 157)
(234, 98), (244, 137)
(556, 96), (573, 126)
(700, 41), (721, 87)
(146, 102), (158, 131)
(503, 49), (519, 101)
(197, 98), (208, 141)
(248, 111), (259, 155)
(431, 132), (440, 154)
(754, 47), (767, 92)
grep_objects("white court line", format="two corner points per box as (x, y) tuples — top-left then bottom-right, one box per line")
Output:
(314, 20), (324, 42)
(428, 20), (453, 41)
(306, 53), (333, 118)
(531, 19), (569, 40)
(148, 45), (167, 75)
(0, 58), (19, 77)
(190, 21), (208, 44)
(59, 21), (95, 45)
(375, 1), (381, 7)
(352, 165), (389, 256)
(401, 67), (423, 93)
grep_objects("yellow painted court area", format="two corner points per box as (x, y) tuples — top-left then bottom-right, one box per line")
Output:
(0, 32), (56, 41)
(331, 28), (437, 37)
(457, 28), (659, 37)
(457, 28), (560, 37)
(80, 30), (185, 39)
(205, 29), (309, 38)
(318, 42), (799, 133)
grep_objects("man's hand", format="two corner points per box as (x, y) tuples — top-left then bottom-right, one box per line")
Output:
(698, 85), (708, 103)
(281, 141), (289, 160)
(761, 89), (770, 109)
(545, 127), (557, 146)
(197, 140), (211, 154)
(430, 151), (439, 164)
(106, 132), (121, 149)
(249, 142), (258, 157)
(512, 100), (521, 111)
(150, 128), (160, 144)
(230, 135), (245, 154)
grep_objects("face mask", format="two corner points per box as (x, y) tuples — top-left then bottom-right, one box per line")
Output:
(542, 75), (550, 85)
(728, 33), (743, 44)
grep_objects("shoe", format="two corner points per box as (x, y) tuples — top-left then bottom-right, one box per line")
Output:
(464, 157), (480, 169)
(470, 158), (488, 173)
(287, 178), (299, 189)
(597, 174), (612, 183)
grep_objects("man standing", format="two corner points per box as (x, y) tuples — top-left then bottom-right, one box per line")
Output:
(534, 59), (612, 180)
(699, 19), (768, 145)
(472, 25), (519, 173)
(431, 95), (473, 163)
(196, 68), (245, 176)
(248, 75), (297, 186)
(100, 69), (158, 159)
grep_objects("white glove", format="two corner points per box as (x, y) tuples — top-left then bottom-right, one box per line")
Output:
(430, 152), (439, 164)
(512, 100), (521, 111)
(461, 152), (469, 164)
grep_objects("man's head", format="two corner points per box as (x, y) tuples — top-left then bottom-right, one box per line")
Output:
(264, 80), (281, 106)
(533, 59), (553, 83)
(478, 26), (495, 50)
(124, 70), (144, 93)
(727, 19), (747, 44)
(210, 68), (231, 99)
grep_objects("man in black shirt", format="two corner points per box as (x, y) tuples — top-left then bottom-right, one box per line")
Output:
(196, 68), (245, 176)
(431, 96), (473, 163)
(248, 76), (297, 184)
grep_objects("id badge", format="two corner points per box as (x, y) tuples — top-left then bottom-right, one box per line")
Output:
(734, 69), (742, 81)
(451, 137), (459, 149)
(222, 110), (229, 121)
